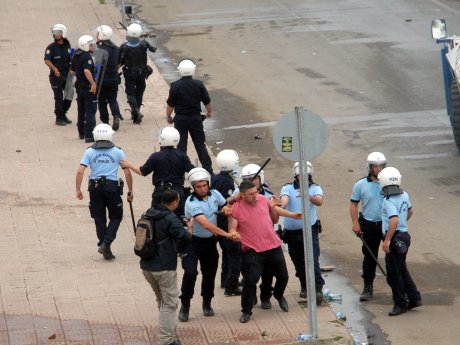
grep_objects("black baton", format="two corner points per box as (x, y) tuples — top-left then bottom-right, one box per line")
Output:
(358, 234), (387, 277)
(128, 200), (136, 233)
(251, 158), (271, 181)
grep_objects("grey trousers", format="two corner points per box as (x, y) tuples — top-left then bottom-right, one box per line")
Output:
(143, 270), (178, 345)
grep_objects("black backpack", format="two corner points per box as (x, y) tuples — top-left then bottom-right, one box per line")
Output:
(134, 214), (168, 259)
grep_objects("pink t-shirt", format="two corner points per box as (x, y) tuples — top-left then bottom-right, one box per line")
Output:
(231, 194), (282, 252)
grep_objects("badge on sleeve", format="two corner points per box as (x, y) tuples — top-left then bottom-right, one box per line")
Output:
(88, 59), (92, 64)
(46, 50), (50, 54)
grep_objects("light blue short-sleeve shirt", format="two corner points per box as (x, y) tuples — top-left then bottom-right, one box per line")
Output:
(80, 146), (126, 181)
(350, 176), (383, 222)
(382, 192), (412, 235)
(185, 189), (226, 238)
(280, 183), (323, 229)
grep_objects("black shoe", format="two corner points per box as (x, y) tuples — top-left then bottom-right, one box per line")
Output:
(85, 137), (95, 143)
(224, 287), (242, 296)
(79, 134), (84, 140)
(55, 119), (66, 126)
(299, 288), (307, 299)
(133, 117), (142, 124)
(98, 243), (115, 260)
(240, 312), (251, 323)
(316, 292), (324, 306)
(261, 299), (272, 310)
(178, 304), (189, 322)
(407, 300), (422, 310)
(388, 305), (407, 316)
(112, 117), (120, 131)
(359, 283), (373, 302)
(276, 296), (289, 312)
(202, 303), (214, 317)
(63, 115), (72, 124)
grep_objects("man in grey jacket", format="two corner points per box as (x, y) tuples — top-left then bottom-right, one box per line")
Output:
(140, 189), (192, 345)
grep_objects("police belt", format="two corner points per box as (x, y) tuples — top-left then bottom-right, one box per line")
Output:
(362, 218), (382, 226)
(89, 178), (118, 186)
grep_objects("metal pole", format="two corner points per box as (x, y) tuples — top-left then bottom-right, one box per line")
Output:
(121, 0), (126, 28)
(295, 106), (318, 339)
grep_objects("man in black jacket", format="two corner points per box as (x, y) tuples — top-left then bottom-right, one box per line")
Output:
(141, 189), (192, 345)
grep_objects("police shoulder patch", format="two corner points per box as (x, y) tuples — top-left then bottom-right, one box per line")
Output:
(88, 59), (92, 64)
(46, 49), (50, 54)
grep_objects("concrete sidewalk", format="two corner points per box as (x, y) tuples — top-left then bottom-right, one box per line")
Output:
(0, 1), (352, 344)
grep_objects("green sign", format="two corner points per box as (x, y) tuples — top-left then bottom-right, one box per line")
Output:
(282, 136), (293, 152)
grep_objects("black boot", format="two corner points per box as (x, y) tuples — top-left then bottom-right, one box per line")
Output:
(98, 243), (115, 260)
(202, 300), (214, 317)
(133, 108), (143, 124)
(178, 303), (190, 322)
(360, 283), (373, 301)
(55, 116), (66, 126)
(112, 116), (120, 131)
(63, 114), (72, 124)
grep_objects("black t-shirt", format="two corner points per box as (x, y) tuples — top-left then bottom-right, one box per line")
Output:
(140, 147), (194, 186)
(44, 39), (72, 77)
(71, 50), (95, 85)
(166, 76), (211, 115)
(97, 41), (120, 82)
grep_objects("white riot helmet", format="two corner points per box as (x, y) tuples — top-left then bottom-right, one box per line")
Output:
(159, 127), (180, 147)
(96, 25), (113, 41)
(367, 152), (387, 171)
(293, 161), (313, 177)
(188, 168), (211, 186)
(78, 35), (96, 52)
(93, 124), (115, 142)
(127, 23), (142, 38)
(52, 24), (67, 38)
(378, 167), (402, 188)
(216, 149), (239, 172)
(241, 164), (264, 184)
(177, 59), (196, 77)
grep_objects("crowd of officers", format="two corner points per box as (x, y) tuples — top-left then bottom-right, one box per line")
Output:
(65, 20), (421, 345)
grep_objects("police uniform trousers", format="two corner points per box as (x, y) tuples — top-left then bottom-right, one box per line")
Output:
(142, 270), (178, 345)
(124, 70), (146, 114)
(179, 235), (219, 306)
(241, 246), (288, 315)
(384, 231), (421, 308)
(283, 224), (325, 292)
(76, 82), (97, 139)
(49, 74), (71, 120)
(218, 237), (241, 291)
(361, 218), (383, 284)
(151, 184), (186, 218)
(88, 180), (123, 246)
(98, 80), (121, 124)
(173, 114), (213, 174)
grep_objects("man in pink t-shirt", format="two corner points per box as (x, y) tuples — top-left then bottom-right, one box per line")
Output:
(228, 181), (289, 323)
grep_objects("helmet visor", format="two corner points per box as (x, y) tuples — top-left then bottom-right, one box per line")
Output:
(52, 29), (64, 36)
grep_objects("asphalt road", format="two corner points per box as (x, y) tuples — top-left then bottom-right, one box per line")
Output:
(129, 0), (460, 343)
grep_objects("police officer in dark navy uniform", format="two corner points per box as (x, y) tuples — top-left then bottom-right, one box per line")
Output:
(71, 35), (98, 142)
(166, 59), (214, 175)
(121, 127), (194, 217)
(119, 23), (156, 124)
(96, 25), (123, 131)
(211, 149), (242, 296)
(76, 124), (133, 260)
(44, 23), (73, 126)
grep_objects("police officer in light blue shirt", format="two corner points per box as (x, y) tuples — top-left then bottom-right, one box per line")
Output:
(280, 161), (325, 305)
(378, 167), (421, 316)
(350, 152), (387, 302)
(178, 168), (236, 323)
(76, 124), (133, 260)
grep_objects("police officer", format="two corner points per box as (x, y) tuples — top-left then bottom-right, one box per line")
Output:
(72, 35), (98, 142)
(96, 25), (123, 131)
(119, 23), (156, 124)
(44, 24), (73, 126)
(280, 161), (325, 305)
(350, 152), (387, 301)
(121, 127), (194, 217)
(76, 124), (133, 260)
(211, 150), (242, 296)
(166, 59), (214, 174)
(178, 168), (239, 322)
(378, 167), (421, 316)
